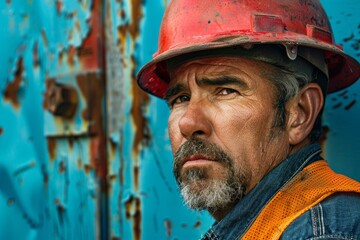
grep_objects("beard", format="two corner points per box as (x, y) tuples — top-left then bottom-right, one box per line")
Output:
(173, 138), (248, 211)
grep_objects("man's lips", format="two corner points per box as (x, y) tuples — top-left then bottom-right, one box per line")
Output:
(182, 155), (215, 167)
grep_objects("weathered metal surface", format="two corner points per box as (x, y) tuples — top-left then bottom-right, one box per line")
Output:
(44, 80), (79, 118)
(104, 0), (214, 239)
(1, 0), (103, 239)
(1, 0), (359, 240)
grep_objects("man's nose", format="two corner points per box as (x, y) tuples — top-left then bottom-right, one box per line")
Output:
(178, 100), (211, 139)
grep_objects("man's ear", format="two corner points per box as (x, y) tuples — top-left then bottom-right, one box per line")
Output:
(287, 83), (324, 145)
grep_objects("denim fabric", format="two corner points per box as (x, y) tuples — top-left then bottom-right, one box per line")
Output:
(281, 193), (360, 240)
(201, 144), (360, 240)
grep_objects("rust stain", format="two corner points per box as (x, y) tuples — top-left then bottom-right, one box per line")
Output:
(47, 138), (57, 161)
(43, 79), (79, 118)
(75, 19), (81, 34)
(119, 9), (126, 19)
(90, 137), (108, 189)
(7, 198), (14, 206)
(125, 196), (134, 219)
(68, 29), (74, 43)
(59, 160), (66, 173)
(4, 58), (24, 108)
(33, 41), (40, 68)
(110, 139), (117, 157)
(124, 196), (142, 240)
(134, 196), (142, 240)
(109, 174), (117, 182)
(116, 1), (150, 157)
(77, 72), (108, 189)
(43, 78), (55, 109)
(77, 158), (82, 169)
(68, 138), (74, 150)
(81, 108), (89, 120)
(58, 50), (64, 66)
(67, 46), (76, 68)
(76, 73), (104, 134)
(77, 0), (104, 70)
(125, 0), (143, 39)
(84, 164), (93, 174)
(164, 219), (172, 238)
(0, 127), (3, 136)
(56, 0), (63, 14)
(116, 4), (147, 239)
(133, 166), (139, 190)
(193, 221), (201, 228)
(130, 81), (151, 157)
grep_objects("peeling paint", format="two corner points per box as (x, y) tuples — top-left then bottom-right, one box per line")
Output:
(76, 72), (104, 134)
(164, 219), (172, 237)
(130, 84), (151, 157)
(4, 58), (24, 108)
(47, 138), (57, 161)
(124, 195), (142, 240)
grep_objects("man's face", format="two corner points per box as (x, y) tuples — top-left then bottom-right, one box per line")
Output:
(166, 56), (290, 214)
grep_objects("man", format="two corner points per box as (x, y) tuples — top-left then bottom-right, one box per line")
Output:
(136, 0), (360, 239)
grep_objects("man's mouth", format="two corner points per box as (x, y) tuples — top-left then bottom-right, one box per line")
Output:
(182, 154), (215, 168)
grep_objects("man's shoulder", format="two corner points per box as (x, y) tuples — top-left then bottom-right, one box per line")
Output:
(281, 192), (360, 239)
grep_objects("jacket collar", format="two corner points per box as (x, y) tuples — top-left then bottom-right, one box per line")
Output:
(202, 143), (322, 240)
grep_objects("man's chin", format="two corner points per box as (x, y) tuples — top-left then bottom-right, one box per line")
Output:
(181, 179), (209, 193)
(180, 178), (238, 211)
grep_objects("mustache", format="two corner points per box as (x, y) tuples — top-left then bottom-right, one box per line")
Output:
(173, 138), (234, 181)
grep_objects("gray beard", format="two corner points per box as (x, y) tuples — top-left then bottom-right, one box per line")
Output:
(179, 168), (246, 210)
(173, 138), (247, 211)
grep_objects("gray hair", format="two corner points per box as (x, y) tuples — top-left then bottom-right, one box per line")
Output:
(262, 63), (325, 143)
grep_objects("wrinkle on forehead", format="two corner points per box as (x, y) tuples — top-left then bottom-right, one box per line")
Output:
(168, 57), (262, 87)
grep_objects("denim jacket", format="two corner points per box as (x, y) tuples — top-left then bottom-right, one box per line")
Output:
(201, 144), (360, 240)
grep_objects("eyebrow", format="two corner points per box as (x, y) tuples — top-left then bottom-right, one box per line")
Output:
(164, 83), (187, 101)
(197, 76), (248, 89)
(165, 75), (249, 101)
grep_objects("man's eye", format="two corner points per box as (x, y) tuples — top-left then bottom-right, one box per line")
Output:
(170, 95), (190, 106)
(218, 88), (238, 95)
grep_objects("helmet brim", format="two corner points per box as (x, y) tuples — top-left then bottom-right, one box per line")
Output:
(137, 33), (360, 98)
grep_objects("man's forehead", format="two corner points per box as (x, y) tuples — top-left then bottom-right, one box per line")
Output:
(168, 56), (259, 80)
(165, 56), (265, 99)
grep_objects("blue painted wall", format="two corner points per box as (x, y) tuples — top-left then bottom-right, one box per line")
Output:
(0, 0), (359, 239)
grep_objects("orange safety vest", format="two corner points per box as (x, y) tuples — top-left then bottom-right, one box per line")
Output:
(243, 160), (360, 239)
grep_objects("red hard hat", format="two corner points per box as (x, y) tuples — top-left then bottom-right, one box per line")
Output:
(136, 0), (360, 98)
